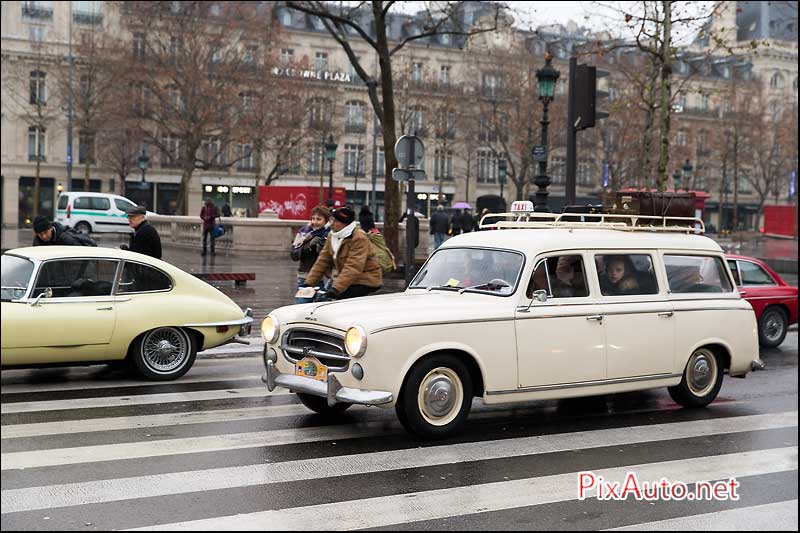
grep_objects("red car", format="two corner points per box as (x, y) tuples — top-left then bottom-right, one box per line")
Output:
(726, 254), (798, 348)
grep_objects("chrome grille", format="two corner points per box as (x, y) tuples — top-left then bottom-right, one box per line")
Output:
(281, 329), (349, 370)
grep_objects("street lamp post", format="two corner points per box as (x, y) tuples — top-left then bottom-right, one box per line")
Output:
(498, 159), (507, 203)
(533, 51), (560, 212)
(682, 159), (693, 192)
(138, 149), (149, 184)
(325, 134), (338, 208)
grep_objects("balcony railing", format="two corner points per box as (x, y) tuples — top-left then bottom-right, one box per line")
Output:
(22, 5), (53, 20)
(344, 123), (366, 134)
(73, 12), (103, 25)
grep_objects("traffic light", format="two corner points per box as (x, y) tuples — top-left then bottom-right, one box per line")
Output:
(573, 64), (609, 130)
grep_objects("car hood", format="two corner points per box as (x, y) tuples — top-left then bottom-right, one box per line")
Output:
(276, 290), (515, 333)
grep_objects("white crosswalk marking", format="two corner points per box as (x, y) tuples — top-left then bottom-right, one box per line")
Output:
(1, 358), (797, 531)
(607, 499), (799, 531)
(127, 448), (798, 531)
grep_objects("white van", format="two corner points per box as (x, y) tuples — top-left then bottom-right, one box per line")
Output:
(55, 192), (145, 234)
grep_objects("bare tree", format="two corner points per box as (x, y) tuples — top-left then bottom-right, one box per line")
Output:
(285, 1), (508, 255)
(109, 1), (279, 214)
(94, 126), (144, 196)
(2, 34), (65, 219)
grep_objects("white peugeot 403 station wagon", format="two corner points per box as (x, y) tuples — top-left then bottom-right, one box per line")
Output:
(261, 203), (757, 439)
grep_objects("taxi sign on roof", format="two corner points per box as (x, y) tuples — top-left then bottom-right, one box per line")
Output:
(511, 201), (535, 212)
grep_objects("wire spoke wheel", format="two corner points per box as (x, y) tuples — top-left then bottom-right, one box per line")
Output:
(142, 327), (189, 373)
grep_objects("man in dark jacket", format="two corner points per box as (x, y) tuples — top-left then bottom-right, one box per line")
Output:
(120, 206), (162, 259)
(32, 215), (97, 246)
(460, 208), (477, 233)
(200, 198), (220, 256)
(429, 204), (450, 250)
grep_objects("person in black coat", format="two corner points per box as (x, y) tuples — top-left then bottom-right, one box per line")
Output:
(32, 215), (97, 246)
(460, 209), (477, 233)
(120, 205), (162, 259)
(429, 204), (450, 249)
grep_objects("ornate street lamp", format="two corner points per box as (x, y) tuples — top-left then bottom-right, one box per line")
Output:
(682, 159), (693, 191)
(532, 51), (560, 212)
(498, 159), (507, 201)
(325, 134), (338, 207)
(138, 148), (150, 185)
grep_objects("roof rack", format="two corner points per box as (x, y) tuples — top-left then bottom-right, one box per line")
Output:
(479, 211), (705, 235)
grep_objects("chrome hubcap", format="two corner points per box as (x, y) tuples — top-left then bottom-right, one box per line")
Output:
(418, 367), (463, 426)
(687, 349), (717, 397)
(143, 328), (188, 373)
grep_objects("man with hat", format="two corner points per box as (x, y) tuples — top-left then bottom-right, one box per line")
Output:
(32, 215), (97, 247)
(120, 205), (162, 259)
(303, 206), (382, 300)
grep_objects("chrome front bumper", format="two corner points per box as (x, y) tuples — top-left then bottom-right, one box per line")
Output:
(261, 360), (393, 407)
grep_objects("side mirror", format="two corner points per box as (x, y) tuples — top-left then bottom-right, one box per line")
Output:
(30, 287), (53, 306)
(533, 289), (548, 303)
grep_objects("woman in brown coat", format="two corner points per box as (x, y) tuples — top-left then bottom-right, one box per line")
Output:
(303, 206), (382, 300)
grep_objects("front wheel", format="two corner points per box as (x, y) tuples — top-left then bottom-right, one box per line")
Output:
(396, 354), (473, 440)
(131, 327), (197, 381)
(668, 347), (723, 408)
(74, 221), (92, 234)
(296, 393), (352, 416)
(758, 307), (788, 348)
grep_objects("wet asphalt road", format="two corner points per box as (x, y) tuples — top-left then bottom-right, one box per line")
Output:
(1, 332), (796, 530)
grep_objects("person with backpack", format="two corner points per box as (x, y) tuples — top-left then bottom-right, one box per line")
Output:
(32, 215), (97, 247)
(200, 198), (220, 256)
(302, 206), (382, 300)
(359, 206), (396, 275)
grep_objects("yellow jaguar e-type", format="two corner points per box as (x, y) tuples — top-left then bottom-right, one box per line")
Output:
(1, 246), (252, 380)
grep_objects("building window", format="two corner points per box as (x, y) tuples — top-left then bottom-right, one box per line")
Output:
(308, 97), (331, 129)
(441, 33), (451, 45)
(29, 71), (46, 105)
(72, 1), (102, 25)
(770, 72), (785, 88)
(440, 65), (451, 85)
(202, 138), (225, 166)
(482, 73), (500, 97)
(477, 149), (497, 183)
(279, 9), (292, 26)
(698, 129), (709, 152)
(211, 47), (223, 64)
(243, 44), (258, 65)
(133, 32), (145, 61)
(29, 26), (46, 42)
(78, 131), (95, 164)
(280, 48), (294, 64)
(376, 146), (385, 177)
(208, 3), (221, 16)
(344, 144), (365, 177)
(345, 100), (366, 132)
(700, 94), (710, 111)
(307, 144), (324, 175)
(315, 52), (328, 71)
(167, 85), (184, 111)
(676, 130), (687, 146)
(237, 144), (255, 171)
(435, 110), (456, 139)
(434, 150), (453, 181)
(240, 91), (255, 112)
(412, 62), (424, 82)
(28, 126), (46, 161)
(22, 0), (53, 20)
(161, 136), (182, 168)
(408, 106), (425, 136)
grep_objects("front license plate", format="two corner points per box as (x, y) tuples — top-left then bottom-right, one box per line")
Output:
(295, 357), (328, 382)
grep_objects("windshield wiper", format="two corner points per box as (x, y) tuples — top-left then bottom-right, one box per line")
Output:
(422, 284), (462, 291)
(458, 279), (512, 294)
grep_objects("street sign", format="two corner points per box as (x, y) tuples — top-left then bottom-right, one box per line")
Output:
(395, 135), (424, 168)
(531, 145), (547, 162)
(392, 168), (426, 182)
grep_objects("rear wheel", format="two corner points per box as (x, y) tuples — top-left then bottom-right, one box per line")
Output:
(74, 221), (92, 234)
(296, 393), (352, 416)
(758, 306), (788, 348)
(131, 327), (197, 381)
(668, 347), (723, 408)
(396, 354), (473, 440)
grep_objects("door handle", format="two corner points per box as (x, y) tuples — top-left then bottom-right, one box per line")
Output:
(739, 290), (748, 296)
(658, 311), (674, 317)
(96, 306), (113, 311)
(586, 315), (603, 322)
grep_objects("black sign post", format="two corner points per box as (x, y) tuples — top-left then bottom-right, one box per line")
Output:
(393, 135), (425, 286)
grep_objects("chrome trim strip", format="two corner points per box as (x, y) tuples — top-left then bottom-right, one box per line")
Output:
(290, 335), (343, 350)
(183, 316), (254, 327)
(371, 316), (514, 334)
(486, 372), (683, 395)
(280, 345), (351, 362)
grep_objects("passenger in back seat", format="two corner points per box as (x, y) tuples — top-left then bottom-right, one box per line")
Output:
(600, 255), (640, 296)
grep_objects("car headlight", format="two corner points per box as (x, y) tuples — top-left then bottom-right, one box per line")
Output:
(345, 325), (367, 358)
(261, 315), (280, 344)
